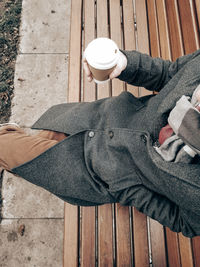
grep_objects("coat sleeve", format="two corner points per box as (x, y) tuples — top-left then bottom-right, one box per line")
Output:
(115, 184), (200, 237)
(118, 49), (200, 92)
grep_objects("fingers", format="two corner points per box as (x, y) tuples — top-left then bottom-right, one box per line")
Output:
(109, 51), (127, 80)
(83, 50), (127, 82)
(110, 65), (123, 80)
(83, 57), (93, 82)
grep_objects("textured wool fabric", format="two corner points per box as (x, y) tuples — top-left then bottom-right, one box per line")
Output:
(12, 49), (200, 237)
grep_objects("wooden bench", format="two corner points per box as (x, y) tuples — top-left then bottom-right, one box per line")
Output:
(64, 0), (200, 266)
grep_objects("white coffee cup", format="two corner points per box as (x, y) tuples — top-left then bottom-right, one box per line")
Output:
(84, 38), (120, 83)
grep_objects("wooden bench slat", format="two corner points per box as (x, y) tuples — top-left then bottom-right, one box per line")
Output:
(122, 0), (136, 50)
(82, 1), (101, 264)
(133, 209), (149, 267)
(83, 0), (96, 102)
(192, 236), (200, 267)
(177, 0), (199, 53)
(165, 228), (181, 267)
(115, 205), (132, 266)
(63, 204), (79, 267)
(122, 0), (138, 96)
(195, 0), (200, 29)
(131, 2), (151, 265)
(135, 0), (149, 54)
(146, 0), (161, 58)
(81, 207), (96, 266)
(67, 0), (82, 102)
(165, 0), (184, 60)
(178, 234), (194, 267)
(95, 2), (114, 265)
(149, 220), (167, 267)
(98, 204), (114, 266)
(110, 0), (124, 97)
(64, 1), (83, 266)
(110, 2), (132, 264)
(192, 0), (200, 47)
(155, 0), (171, 60)
(96, 0), (110, 99)
(135, 0), (151, 96)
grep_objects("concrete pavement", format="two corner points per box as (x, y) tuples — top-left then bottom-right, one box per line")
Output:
(0, 0), (71, 266)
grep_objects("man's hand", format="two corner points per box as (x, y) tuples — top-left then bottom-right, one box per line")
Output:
(83, 50), (127, 82)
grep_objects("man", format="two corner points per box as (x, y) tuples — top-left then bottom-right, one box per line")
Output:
(1, 48), (200, 237)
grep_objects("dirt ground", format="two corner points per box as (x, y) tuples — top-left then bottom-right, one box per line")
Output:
(0, 0), (22, 122)
(0, 0), (22, 220)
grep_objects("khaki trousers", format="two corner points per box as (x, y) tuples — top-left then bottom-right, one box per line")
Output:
(0, 125), (67, 171)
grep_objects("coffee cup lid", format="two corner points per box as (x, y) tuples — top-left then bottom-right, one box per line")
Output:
(84, 38), (119, 70)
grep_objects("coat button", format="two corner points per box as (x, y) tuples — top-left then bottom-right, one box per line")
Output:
(108, 131), (114, 139)
(88, 131), (95, 138)
(141, 134), (147, 144)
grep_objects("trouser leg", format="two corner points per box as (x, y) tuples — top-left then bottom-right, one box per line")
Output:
(0, 125), (67, 171)
(37, 129), (68, 142)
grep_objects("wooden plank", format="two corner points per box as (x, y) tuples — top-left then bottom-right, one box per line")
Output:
(130, 2), (150, 266)
(165, 228), (181, 267)
(155, 0), (171, 60)
(83, 0), (96, 102)
(96, 0), (110, 99)
(68, 0), (82, 102)
(133, 209), (149, 267)
(165, 0), (184, 60)
(178, 233), (194, 267)
(96, 1), (113, 265)
(81, 1), (97, 265)
(122, 0), (136, 50)
(122, 0), (138, 96)
(146, 0), (160, 58)
(110, 1), (132, 265)
(149, 219), (167, 267)
(109, 0), (124, 97)
(192, 236), (200, 267)
(81, 207), (96, 266)
(192, 0), (200, 46)
(63, 204), (79, 267)
(64, 1), (83, 266)
(135, 0), (150, 54)
(177, 0), (199, 53)
(194, 0), (200, 29)
(190, 0), (200, 49)
(115, 205), (132, 266)
(98, 204), (114, 266)
(135, 0), (151, 96)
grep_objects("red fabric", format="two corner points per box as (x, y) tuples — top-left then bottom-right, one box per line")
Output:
(196, 104), (200, 111)
(159, 124), (174, 145)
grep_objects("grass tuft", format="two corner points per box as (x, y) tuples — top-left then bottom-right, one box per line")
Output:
(0, 0), (22, 122)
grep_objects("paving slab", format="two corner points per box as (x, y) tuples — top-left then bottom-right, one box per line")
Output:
(2, 171), (64, 219)
(0, 218), (63, 267)
(11, 54), (68, 127)
(19, 0), (71, 53)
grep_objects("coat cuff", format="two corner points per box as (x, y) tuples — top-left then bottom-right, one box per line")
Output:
(117, 50), (141, 81)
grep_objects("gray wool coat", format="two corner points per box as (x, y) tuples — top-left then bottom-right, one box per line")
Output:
(12, 49), (200, 237)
